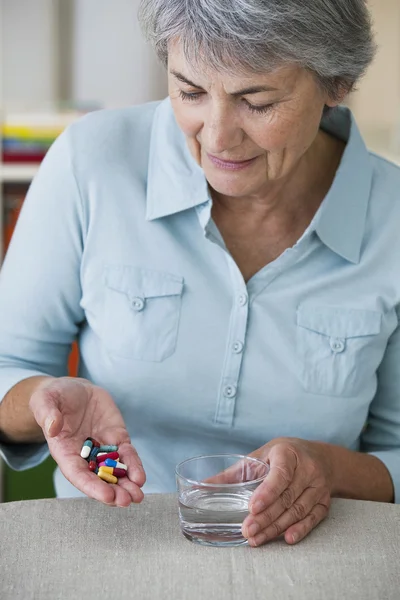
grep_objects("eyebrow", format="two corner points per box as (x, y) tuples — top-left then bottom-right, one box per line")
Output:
(170, 70), (278, 95)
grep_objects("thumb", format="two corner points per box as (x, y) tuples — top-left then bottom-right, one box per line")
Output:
(29, 387), (64, 438)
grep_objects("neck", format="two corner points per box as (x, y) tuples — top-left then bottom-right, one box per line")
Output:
(211, 130), (344, 230)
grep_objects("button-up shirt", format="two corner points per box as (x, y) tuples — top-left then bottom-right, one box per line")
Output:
(1, 98), (400, 501)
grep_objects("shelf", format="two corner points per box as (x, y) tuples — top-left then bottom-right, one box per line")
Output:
(0, 163), (39, 183)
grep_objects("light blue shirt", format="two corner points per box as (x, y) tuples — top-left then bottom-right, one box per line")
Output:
(1, 98), (400, 501)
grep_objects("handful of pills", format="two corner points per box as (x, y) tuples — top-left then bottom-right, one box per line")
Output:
(80, 437), (128, 484)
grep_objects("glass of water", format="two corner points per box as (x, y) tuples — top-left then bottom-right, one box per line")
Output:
(176, 454), (269, 547)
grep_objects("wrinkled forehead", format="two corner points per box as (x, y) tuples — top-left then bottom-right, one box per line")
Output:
(168, 37), (301, 86)
(167, 39), (305, 94)
(167, 36), (284, 78)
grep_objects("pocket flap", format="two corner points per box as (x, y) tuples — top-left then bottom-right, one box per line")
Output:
(297, 305), (381, 338)
(105, 265), (184, 298)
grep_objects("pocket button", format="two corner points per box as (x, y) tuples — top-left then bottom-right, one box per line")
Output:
(131, 297), (145, 312)
(232, 341), (244, 354)
(223, 384), (237, 398)
(330, 338), (345, 353)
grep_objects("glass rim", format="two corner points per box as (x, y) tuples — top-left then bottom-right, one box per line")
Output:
(175, 453), (269, 488)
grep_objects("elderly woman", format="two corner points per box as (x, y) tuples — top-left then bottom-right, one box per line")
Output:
(0, 0), (398, 547)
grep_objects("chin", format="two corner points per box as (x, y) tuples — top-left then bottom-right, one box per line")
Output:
(205, 171), (261, 198)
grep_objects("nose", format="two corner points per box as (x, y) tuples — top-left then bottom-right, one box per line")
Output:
(201, 103), (244, 155)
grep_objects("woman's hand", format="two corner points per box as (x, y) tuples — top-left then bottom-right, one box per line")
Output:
(242, 438), (333, 547)
(29, 377), (146, 507)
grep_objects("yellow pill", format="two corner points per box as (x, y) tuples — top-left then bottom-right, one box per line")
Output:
(98, 470), (118, 484)
(99, 466), (114, 475)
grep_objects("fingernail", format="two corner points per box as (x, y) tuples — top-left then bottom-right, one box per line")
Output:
(248, 523), (260, 537)
(45, 417), (55, 435)
(251, 500), (265, 514)
(253, 532), (266, 546)
(291, 533), (299, 544)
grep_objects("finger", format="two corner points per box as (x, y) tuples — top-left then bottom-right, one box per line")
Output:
(246, 487), (322, 546)
(115, 477), (144, 505)
(243, 480), (306, 536)
(117, 441), (146, 488)
(285, 496), (330, 544)
(101, 441), (145, 504)
(203, 465), (243, 485)
(203, 458), (267, 485)
(249, 448), (297, 514)
(105, 483), (143, 507)
(29, 388), (64, 437)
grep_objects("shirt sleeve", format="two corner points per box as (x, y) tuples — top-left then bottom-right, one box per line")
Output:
(0, 125), (86, 471)
(361, 308), (400, 503)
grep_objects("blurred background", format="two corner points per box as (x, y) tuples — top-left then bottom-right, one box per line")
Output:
(0, 0), (399, 502)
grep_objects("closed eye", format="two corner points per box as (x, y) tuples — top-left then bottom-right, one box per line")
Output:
(179, 89), (276, 115)
(243, 99), (275, 115)
(179, 90), (203, 102)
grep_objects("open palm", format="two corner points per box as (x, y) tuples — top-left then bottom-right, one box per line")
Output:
(29, 377), (146, 506)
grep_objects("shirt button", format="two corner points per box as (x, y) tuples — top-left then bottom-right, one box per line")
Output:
(131, 297), (145, 312)
(238, 294), (248, 307)
(232, 341), (244, 354)
(330, 338), (345, 353)
(223, 384), (237, 398)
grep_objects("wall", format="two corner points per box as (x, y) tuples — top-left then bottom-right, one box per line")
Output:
(1, 0), (58, 111)
(72, 0), (167, 108)
(349, 0), (400, 147)
(1, 0), (168, 111)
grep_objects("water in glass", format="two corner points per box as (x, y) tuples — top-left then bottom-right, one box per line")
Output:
(179, 487), (252, 546)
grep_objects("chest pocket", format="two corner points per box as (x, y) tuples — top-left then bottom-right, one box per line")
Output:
(297, 305), (382, 397)
(103, 266), (184, 361)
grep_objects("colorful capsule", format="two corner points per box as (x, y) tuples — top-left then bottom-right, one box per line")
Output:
(98, 470), (118, 484)
(80, 439), (93, 459)
(88, 448), (100, 462)
(87, 437), (100, 448)
(99, 466), (127, 478)
(96, 452), (119, 463)
(105, 459), (127, 470)
(98, 466), (114, 475)
(99, 445), (118, 453)
(88, 460), (97, 472)
(98, 461), (107, 467)
(113, 468), (127, 478)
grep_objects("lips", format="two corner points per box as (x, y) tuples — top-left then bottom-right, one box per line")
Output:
(207, 153), (257, 171)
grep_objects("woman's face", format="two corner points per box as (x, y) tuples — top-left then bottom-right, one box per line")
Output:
(168, 42), (341, 199)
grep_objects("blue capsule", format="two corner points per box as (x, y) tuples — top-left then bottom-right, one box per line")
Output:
(99, 445), (118, 452)
(88, 447), (100, 461)
(104, 458), (127, 470)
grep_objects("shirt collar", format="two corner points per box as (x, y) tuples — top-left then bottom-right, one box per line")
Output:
(146, 98), (209, 221)
(314, 107), (372, 264)
(146, 99), (372, 264)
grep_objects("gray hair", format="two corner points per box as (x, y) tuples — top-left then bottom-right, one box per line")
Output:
(138, 0), (376, 101)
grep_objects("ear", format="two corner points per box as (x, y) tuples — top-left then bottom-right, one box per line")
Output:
(325, 79), (353, 108)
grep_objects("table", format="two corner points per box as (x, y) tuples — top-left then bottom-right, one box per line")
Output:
(1, 494), (400, 600)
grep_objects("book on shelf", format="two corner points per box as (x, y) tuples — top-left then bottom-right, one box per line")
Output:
(1, 110), (84, 164)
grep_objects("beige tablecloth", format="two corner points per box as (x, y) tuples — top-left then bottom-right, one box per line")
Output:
(1, 494), (399, 600)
